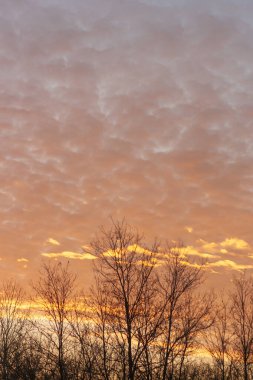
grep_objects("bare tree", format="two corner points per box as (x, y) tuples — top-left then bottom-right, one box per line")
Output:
(33, 261), (76, 380)
(0, 280), (28, 380)
(18, 332), (48, 380)
(90, 278), (118, 380)
(204, 298), (235, 380)
(230, 272), (253, 380)
(68, 293), (100, 380)
(91, 220), (162, 380)
(0, 227), (248, 379)
(157, 247), (212, 380)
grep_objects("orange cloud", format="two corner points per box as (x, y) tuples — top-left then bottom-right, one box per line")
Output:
(177, 245), (219, 259)
(17, 258), (29, 262)
(194, 237), (252, 258)
(136, 258), (164, 267)
(220, 238), (249, 250)
(41, 251), (96, 260)
(102, 245), (156, 258)
(180, 260), (203, 269)
(208, 260), (253, 271)
(46, 238), (60, 246)
(127, 244), (154, 256)
(197, 240), (219, 253)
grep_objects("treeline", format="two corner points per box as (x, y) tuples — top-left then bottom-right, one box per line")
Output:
(1, 221), (253, 379)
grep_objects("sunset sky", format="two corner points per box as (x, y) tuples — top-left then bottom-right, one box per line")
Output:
(0, 0), (253, 286)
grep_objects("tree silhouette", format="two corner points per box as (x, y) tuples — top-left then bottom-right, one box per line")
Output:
(0, 281), (28, 380)
(91, 219), (162, 380)
(33, 261), (76, 380)
(230, 272), (253, 380)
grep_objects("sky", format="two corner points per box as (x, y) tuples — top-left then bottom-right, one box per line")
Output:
(0, 0), (253, 287)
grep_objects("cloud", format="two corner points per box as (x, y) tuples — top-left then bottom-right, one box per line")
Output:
(46, 238), (61, 246)
(196, 240), (219, 254)
(180, 260), (203, 269)
(172, 238), (253, 272)
(136, 258), (164, 267)
(40, 240), (253, 274)
(0, 0), (252, 286)
(41, 251), (97, 260)
(193, 237), (252, 257)
(17, 258), (29, 263)
(178, 246), (219, 259)
(127, 244), (155, 256)
(220, 238), (249, 251)
(208, 260), (253, 271)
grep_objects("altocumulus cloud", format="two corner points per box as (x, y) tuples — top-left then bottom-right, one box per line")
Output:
(0, 0), (253, 283)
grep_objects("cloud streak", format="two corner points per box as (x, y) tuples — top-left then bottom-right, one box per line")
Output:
(41, 251), (96, 261)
